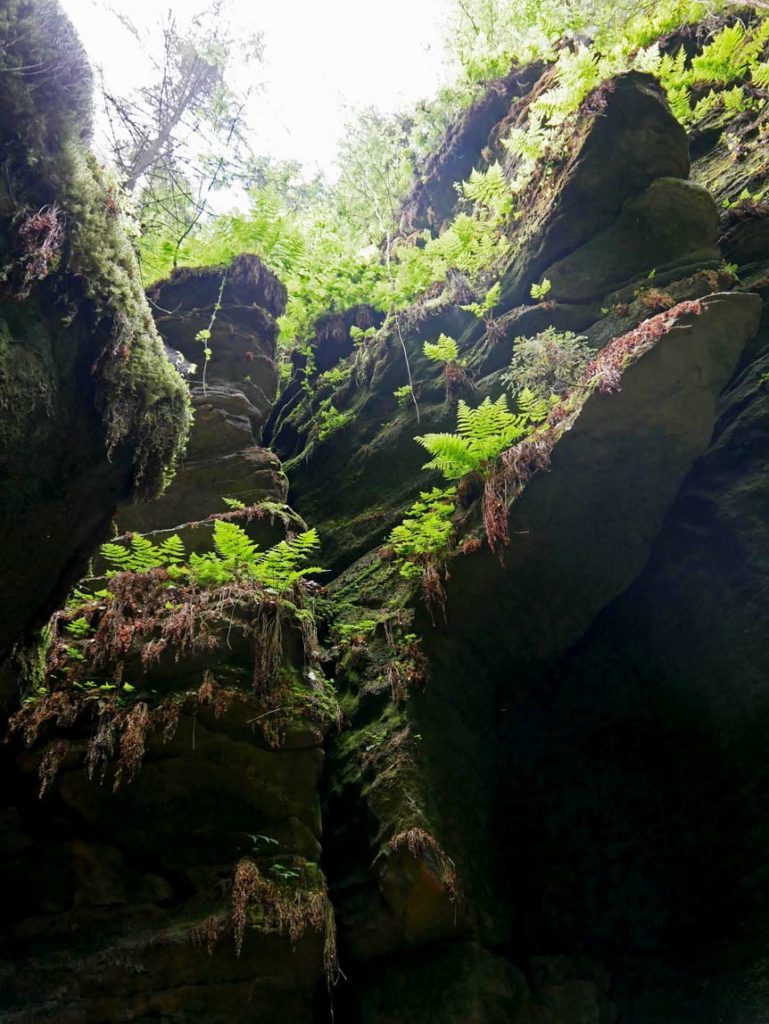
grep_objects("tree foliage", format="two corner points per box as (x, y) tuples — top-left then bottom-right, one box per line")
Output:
(125, 0), (769, 360)
(99, 1), (263, 280)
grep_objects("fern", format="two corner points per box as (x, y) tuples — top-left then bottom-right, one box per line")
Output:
(517, 387), (552, 423)
(101, 533), (185, 574)
(214, 518), (259, 565)
(66, 616), (93, 639)
(751, 60), (769, 88)
(461, 281), (501, 320)
(103, 522), (323, 596)
(316, 400), (352, 441)
(530, 278), (552, 301)
(461, 163), (512, 220)
(158, 534), (186, 565)
(185, 522), (322, 593)
(689, 22), (767, 84)
(503, 119), (551, 164)
(252, 529), (324, 592)
(424, 212), (508, 276)
(423, 334), (459, 364)
(417, 395), (532, 480)
(530, 46), (602, 126)
(389, 487), (457, 578)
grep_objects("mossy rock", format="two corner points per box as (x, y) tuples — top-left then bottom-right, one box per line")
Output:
(543, 178), (720, 302)
(499, 72), (690, 308)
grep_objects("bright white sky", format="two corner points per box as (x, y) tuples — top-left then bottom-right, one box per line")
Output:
(59, 0), (453, 181)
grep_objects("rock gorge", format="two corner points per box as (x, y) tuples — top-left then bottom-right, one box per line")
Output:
(2, 3), (769, 1022)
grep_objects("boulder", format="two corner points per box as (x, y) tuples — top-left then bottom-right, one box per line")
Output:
(499, 72), (690, 307)
(544, 178), (720, 302)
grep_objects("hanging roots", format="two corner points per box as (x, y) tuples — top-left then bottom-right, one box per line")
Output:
(16, 202), (65, 297)
(420, 556), (448, 620)
(444, 361), (471, 404)
(387, 827), (458, 904)
(231, 858), (337, 983)
(482, 474), (509, 555)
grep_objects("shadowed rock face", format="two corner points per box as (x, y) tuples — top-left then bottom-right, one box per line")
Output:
(397, 61), (547, 236)
(498, 72), (691, 308)
(1, 672), (331, 1024)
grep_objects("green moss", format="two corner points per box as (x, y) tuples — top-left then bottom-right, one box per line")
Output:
(57, 145), (192, 496)
(0, 0), (191, 498)
(0, 0), (92, 170)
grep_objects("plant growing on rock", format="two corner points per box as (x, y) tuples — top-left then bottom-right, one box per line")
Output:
(423, 333), (469, 401)
(414, 392), (553, 555)
(388, 486), (457, 607)
(315, 399), (352, 441)
(9, 519), (330, 795)
(230, 857), (336, 981)
(349, 324), (378, 346)
(461, 280), (503, 338)
(393, 384), (414, 407)
(416, 395), (536, 480)
(502, 326), (593, 401)
(102, 521), (323, 594)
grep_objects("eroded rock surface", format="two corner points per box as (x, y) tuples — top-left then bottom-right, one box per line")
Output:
(120, 256), (287, 540)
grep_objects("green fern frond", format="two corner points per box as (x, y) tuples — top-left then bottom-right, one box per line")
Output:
(423, 334), (459, 364)
(461, 163), (511, 216)
(158, 534), (186, 565)
(691, 22), (751, 84)
(517, 387), (550, 423)
(100, 541), (133, 571)
(389, 486), (456, 574)
(128, 535), (164, 572)
(416, 433), (477, 480)
(418, 395), (531, 480)
(213, 519), (259, 566)
(101, 534), (169, 573)
(752, 60), (769, 89)
(461, 281), (501, 320)
(252, 528), (322, 592)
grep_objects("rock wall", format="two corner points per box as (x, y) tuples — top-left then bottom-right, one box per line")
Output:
(119, 256), (289, 543)
(0, 3), (189, 676)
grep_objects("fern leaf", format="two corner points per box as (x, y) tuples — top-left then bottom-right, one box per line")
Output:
(158, 534), (186, 565)
(517, 387), (550, 423)
(752, 60), (769, 89)
(100, 541), (132, 571)
(416, 432), (477, 479)
(213, 519), (259, 566)
(423, 334), (459, 364)
(129, 535), (163, 571)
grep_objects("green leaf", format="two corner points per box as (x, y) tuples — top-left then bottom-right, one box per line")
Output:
(423, 334), (459, 364)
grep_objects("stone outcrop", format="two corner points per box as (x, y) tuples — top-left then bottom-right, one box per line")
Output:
(0, 623), (334, 1024)
(120, 256), (287, 541)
